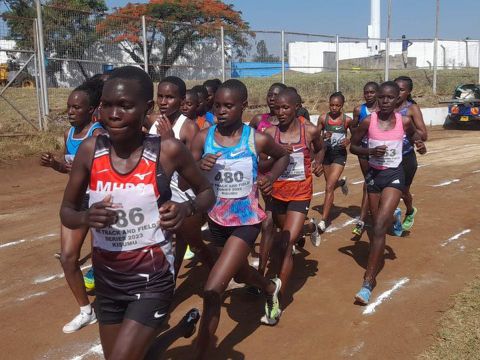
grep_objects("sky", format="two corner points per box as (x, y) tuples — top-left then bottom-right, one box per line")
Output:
(105, 0), (480, 40)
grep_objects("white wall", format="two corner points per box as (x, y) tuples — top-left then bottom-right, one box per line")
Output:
(288, 40), (480, 73)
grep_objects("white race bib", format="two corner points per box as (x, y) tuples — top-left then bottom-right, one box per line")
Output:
(330, 132), (346, 147)
(368, 139), (403, 168)
(89, 185), (163, 251)
(279, 151), (306, 181)
(208, 158), (253, 199)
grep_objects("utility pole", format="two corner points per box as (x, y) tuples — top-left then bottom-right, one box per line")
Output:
(433, 0), (440, 94)
(385, 0), (392, 81)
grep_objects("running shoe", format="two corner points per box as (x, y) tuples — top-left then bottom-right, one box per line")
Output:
(183, 245), (195, 260)
(352, 220), (365, 236)
(310, 218), (321, 247)
(62, 310), (97, 333)
(354, 286), (372, 305)
(54, 252), (61, 259)
(261, 278), (282, 326)
(182, 308), (200, 338)
(83, 268), (95, 291)
(402, 207), (417, 231)
(318, 220), (327, 232)
(392, 208), (403, 237)
(340, 176), (349, 196)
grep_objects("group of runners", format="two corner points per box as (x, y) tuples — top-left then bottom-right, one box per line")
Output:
(41, 65), (427, 359)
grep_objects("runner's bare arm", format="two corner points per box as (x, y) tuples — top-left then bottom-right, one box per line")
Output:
(181, 119), (200, 150)
(306, 123), (325, 176)
(257, 126), (276, 173)
(60, 137), (116, 229)
(191, 129), (221, 171)
(249, 114), (262, 129)
(255, 131), (289, 182)
(350, 116), (371, 157)
(409, 104), (428, 141)
(40, 128), (70, 173)
(159, 138), (215, 230)
(351, 105), (361, 128)
(403, 116), (427, 154)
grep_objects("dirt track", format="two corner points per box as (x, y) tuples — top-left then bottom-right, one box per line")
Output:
(1, 127), (479, 360)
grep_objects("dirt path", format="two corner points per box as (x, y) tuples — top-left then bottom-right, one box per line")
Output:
(1, 127), (479, 359)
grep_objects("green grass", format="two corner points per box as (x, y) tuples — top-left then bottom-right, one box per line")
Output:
(1, 68), (478, 161)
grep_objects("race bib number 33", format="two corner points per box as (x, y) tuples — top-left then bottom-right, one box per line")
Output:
(208, 158), (253, 199)
(89, 186), (162, 251)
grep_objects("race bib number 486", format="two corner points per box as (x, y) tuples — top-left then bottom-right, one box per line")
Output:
(89, 186), (162, 251)
(208, 158), (253, 199)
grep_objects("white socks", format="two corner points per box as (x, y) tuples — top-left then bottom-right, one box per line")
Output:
(80, 304), (92, 314)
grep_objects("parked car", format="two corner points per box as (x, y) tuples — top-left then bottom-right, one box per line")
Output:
(443, 84), (480, 127)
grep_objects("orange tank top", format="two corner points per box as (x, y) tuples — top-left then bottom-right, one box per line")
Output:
(272, 121), (312, 201)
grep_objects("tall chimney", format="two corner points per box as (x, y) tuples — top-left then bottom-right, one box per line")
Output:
(367, 0), (381, 54)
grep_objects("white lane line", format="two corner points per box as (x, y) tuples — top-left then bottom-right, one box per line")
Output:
(0, 232), (57, 250)
(0, 239), (26, 249)
(431, 179), (460, 187)
(351, 179), (364, 185)
(313, 191), (325, 197)
(342, 341), (365, 357)
(33, 264), (92, 285)
(441, 229), (471, 247)
(417, 163), (430, 168)
(71, 343), (103, 360)
(472, 169), (480, 174)
(363, 277), (410, 315)
(325, 218), (357, 233)
(17, 291), (47, 302)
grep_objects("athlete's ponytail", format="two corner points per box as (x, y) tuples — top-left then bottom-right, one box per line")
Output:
(394, 76), (417, 104)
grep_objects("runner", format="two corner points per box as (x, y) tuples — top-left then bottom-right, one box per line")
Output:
(192, 85), (212, 129)
(60, 66), (215, 359)
(40, 77), (105, 333)
(181, 89), (200, 126)
(264, 88), (324, 321)
(191, 79), (290, 359)
(394, 76), (428, 234)
(350, 81), (426, 304)
(317, 91), (352, 231)
(249, 82), (286, 278)
(351, 82), (379, 236)
(203, 78), (222, 124)
(150, 76), (215, 276)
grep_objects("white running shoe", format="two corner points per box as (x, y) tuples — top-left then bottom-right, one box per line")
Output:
(318, 220), (327, 232)
(62, 310), (97, 334)
(309, 218), (321, 247)
(340, 176), (349, 196)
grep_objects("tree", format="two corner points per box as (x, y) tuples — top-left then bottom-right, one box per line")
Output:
(3, 0), (107, 84)
(96, 0), (251, 80)
(253, 40), (279, 62)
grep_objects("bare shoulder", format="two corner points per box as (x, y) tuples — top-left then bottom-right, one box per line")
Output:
(305, 122), (320, 136)
(250, 114), (262, 128)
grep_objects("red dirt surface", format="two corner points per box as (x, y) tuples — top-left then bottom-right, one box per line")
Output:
(0, 127), (479, 359)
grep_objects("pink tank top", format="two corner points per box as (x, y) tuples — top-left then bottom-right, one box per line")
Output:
(257, 113), (272, 133)
(368, 112), (404, 170)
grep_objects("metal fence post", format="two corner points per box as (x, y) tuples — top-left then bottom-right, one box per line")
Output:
(220, 26), (225, 82)
(35, 0), (49, 122)
(142, 16), (148, 73)
(385, 0), (392, 81)
(477, 40), (480, 84)
(335, 34), (339, 91)
(33, 19), (44, 130)
(281, 30), (285, 84)
(433, 0), (440, 94)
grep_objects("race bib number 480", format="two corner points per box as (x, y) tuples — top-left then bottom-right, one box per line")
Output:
(89, 186), (163, 251)
(208, 158), (253, 199)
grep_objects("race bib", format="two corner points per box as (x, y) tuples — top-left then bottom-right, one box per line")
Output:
(330, 132), (346, 147)
(208, 158), (253, 199)
(279, 151), (306, 181)
(368, 139), (403, 168)
(64, 154), (75, 163)
(89, 185), (163, 251)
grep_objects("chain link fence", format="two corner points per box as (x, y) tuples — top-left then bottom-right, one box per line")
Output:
(1, 5), (480, 130)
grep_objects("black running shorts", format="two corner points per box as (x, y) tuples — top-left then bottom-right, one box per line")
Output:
(402, 151), (418, 187)
(207, 219), (261, 248)
(365, 166), (405, 193)
(323, 148), (347, 166)
(95, 293), (173, 328)
(267, 197), (311, 215)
